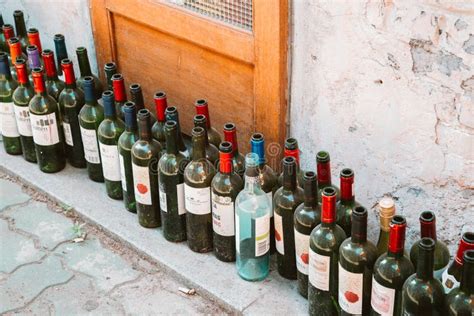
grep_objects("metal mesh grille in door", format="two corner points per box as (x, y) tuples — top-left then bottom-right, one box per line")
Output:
(169, 0), (253, 31)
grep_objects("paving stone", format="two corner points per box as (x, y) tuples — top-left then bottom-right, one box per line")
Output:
(0, 255), (74, 313)
(10, 201), (75, 250)
(0, 179), (29, 210)
(0, 220), (44, 274)
(55, 239), (140, 292)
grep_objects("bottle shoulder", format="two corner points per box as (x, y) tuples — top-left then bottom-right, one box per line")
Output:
(294, 204), (321, 227)
(274, 186), (304, 211)
(29, 94), (59, 114)
(59, 88), (84, 108)
(12, 85), (34, 105)
(340, 238), (378, 267)
(118, 131), (138, 150)
(310, 224), (346, 252)
(98, 118), (125, 139)
(184, 160), (216, 186)
(404, 275), (446, 300)
(211, 172), (243, 196)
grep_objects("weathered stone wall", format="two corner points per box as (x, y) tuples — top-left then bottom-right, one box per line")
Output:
(290, 0), (473, 250)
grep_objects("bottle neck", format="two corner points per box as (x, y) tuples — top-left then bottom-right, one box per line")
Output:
(27, 49), (42, 70)
(416, 245), (434, 280)
(284, 148), (300, 166)
(460, 259), (473, 294)
(219, 151), (233, 174)
(303, 178), (318, 208)
(251, 140), (266, 167)
(387, 224), (406, 257)
(124, 110), (137, 133)
(195, 104), (211, 128)
(130, 89), (145, 111)
(0, 59), (12, 80)
(10, 42), (23, 64)
(54, 37), (68, 64)
(321, 194), (336, 225)
(351, 215), (367, 243)
(62, 64), (76, 88)
(224, 128), (239, 155)
(16, 64), (29, 85)
(104, 100), (117, 120)
(244, 166), (260, 191)
(166, 111), (187, 152)
(420, 219), (437, 241)
(454, 236), (474, 266)
(14, 14), (27, 37)
(191, 133), (206, 160)
(282, 162), (298, 190)
(33, 75), (48, 96)
(28, 32), (42, 53)
(194, 120), (210, 146)
(340, 175), (354, 202)
(113, 79), (126, 102)
(155, 98), (167, 122)
(77, 52), (92, 76)
(165, 127), (179, 155)
(138, 117), (152, 141)
(84, 84), (97, 105)
(43, 53), (58, 80)
(104, 67), (116, 90)
(317, 161), (332, 185)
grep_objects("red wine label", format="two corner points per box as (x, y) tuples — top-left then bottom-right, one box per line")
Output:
(255, 213), (270, 257)
(211, 192), (234, 237)
(266, 191), (273, 217)
(184, 185), (211, 215)
(338, 264), (363, 314)
(309, 248), (330, 291)
(294, 229), (310, 275)
(62, 122), (73, 146)
(177, 183), (185, 215)
(274, 212), (284, 254)
(119, 153), (126, 191)
(99, 143), (121, 182)
(371, 277), (395, 316)
(1, 102), (20, 137)
(80, 127), (100, 164)
(442, 268), (460, 294)
(13, 105), (32, 137)
(132, 163), (151, 205)
(159, 180), (167, 212)
(30, 113), (60, 146)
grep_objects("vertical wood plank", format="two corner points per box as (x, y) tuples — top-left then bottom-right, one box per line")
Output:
(89, 0), (113, 81)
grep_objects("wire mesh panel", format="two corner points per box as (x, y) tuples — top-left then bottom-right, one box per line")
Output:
(168, 0), (253, 31)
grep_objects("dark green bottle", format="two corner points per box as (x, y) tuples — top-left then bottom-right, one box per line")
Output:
(131, 109), (162, 228)
(223, 123), (245, 177)
(316, 151), (340, 202)
(118, 102), (139, 213)
(104, 62), (117, 91)
(308, 187), (346, 316)
(194, 99), (221, 148)
(165, 106), (189, 158)
(13, 10), (28, 53)
(29, 68), (66, 173)
(401, 238), (446, 315)
(1, 52), (21, 155)
(98, 91), (125, 200)
(59, 59), (86, 168)
(336, 168), (358, 236)
(79, 76), (104, 182)
(193, 114), (218, 164)
(184, 126), (216, 253)
(442, 233), (474, 294)
(12, 58), (36, 162)
(446, 250), (473, 316)
(8, 37), (27, 81)
(129, 84), (156, 125)
(211, 141), (243, 262)
(338, 206), (377, 315)
(0, 15), (6, 53)
(158, 120), (189, 242)
(278, 138), (305, 187)
(250, 132), (279, 254)
(151, 91), (167, 147)
(274, 156), (304, 280)
(294, 171), (320, 298)
(76, 47), (103, 100)
(111, 73), (126, 119)
(53, 34), (68, 77)
(371, 215), (414, 316)
(42, 49), (64, 101)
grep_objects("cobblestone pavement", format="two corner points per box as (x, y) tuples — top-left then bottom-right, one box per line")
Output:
(0, 175), (226, 315)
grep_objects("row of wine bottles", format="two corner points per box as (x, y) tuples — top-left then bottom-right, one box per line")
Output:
(1, 10), (472, 316)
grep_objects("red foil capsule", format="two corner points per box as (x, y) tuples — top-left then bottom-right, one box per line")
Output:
(112, 74), (126, 102)
(195, 99), (211, 128)
(61, 59), (76, 86)
(9, 38), (22, 64)
(14, 59), (28, 84)
(321, 190), (337, 223)
(32, 69), (46, 94)
(27, 28), (42, 53)
(42, 50), (57, 78)
(340, 168), (354, 201)
(219, 147), (233, 174)
(3, 24), (15, 42)
(223, 123), (239, 154)
(454, 232), (474, 265)
(154, 91), (167, 122)
(419, 211), (437, 241)
(388, 216), (407, 254)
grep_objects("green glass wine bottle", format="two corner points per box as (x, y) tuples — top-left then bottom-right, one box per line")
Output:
(370, 215), (415, 316)
(151, 91), (167, 147)
(442, 232), (474, 294)
(223, 123), (245, 177)
(294, 171), (320, 298)
(98, 91), (125, 200)
(118, 102), (139, 213)
(211, 141), (243, 262)
(29, 68), (66, 173)
(13, 10), (28, 53)
(193, 114), (218, 164)
(194, 99), (221, 148)
(278, 138), (305, 187)
(316, 151), (339, 202)
(79, 76), (104, 182)
(12, 58), (36, 162)
(59, 58), (86, 168)
(274, 156), (304, 280)
(131, 109), (162, 228)
(446, 250), (473, 316)
(42, 49), (64, 101)
(1, 51), (21, 155)
(376, 196), (396, 257)
(250, 133), (279, 254)
(53, 34), (68, 77)
(410, 211), (450, 280)
(338, 206), (377, 315)
(111, 73), (126, 119)
(76, 47), (103, 100)
(104, 62), (116, 91)
(401, 238), (446, 315)
(184, 126), (216, 253)
(8, 37), (27, 81)
(129, 83), (156, 125)
(336, 168), (359, 236)
(308, 187), (346, 316)
(158, 120), (189, 241)
(0, 15), (6, 53)
(165, 106), (190, 158)
(2, 25), (15, 68)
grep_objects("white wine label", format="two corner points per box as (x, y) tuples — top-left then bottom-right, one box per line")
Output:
(119, 153), (127, 191)
(442, 268), (460, 294)
(371, 277), (395, 316)
(235, 212), (240, 253)
(255, 213), (270, 257)
(63, 122), (73, 146)
(99, 143), (121, 182)
(267, 191), (273, 217)
(0, 102), (20, 137)
(30, 113), (59, 146)
(159, 182), (167, 212)
(274, 212), (284, 254)
(434, 262), (449, 281)
(184, 184), (211, 215)
(309, 249), (330, 291)
(80, 127), (100, 164)
(13, 105), (32, 136)
(294, 229), (310, 275)
(132, 163), (151, 205)
(211, 192), (234, 237)
(177, 183), (186, 215)
(339, 264), (363, 314)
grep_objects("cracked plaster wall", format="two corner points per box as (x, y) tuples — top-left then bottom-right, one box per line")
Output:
(290, 0), (473, 250)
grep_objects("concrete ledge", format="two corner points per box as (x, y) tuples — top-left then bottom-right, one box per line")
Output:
(0, 149), (307, 315)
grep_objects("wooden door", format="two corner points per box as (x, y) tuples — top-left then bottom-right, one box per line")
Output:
(90, 0), (288, 168)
